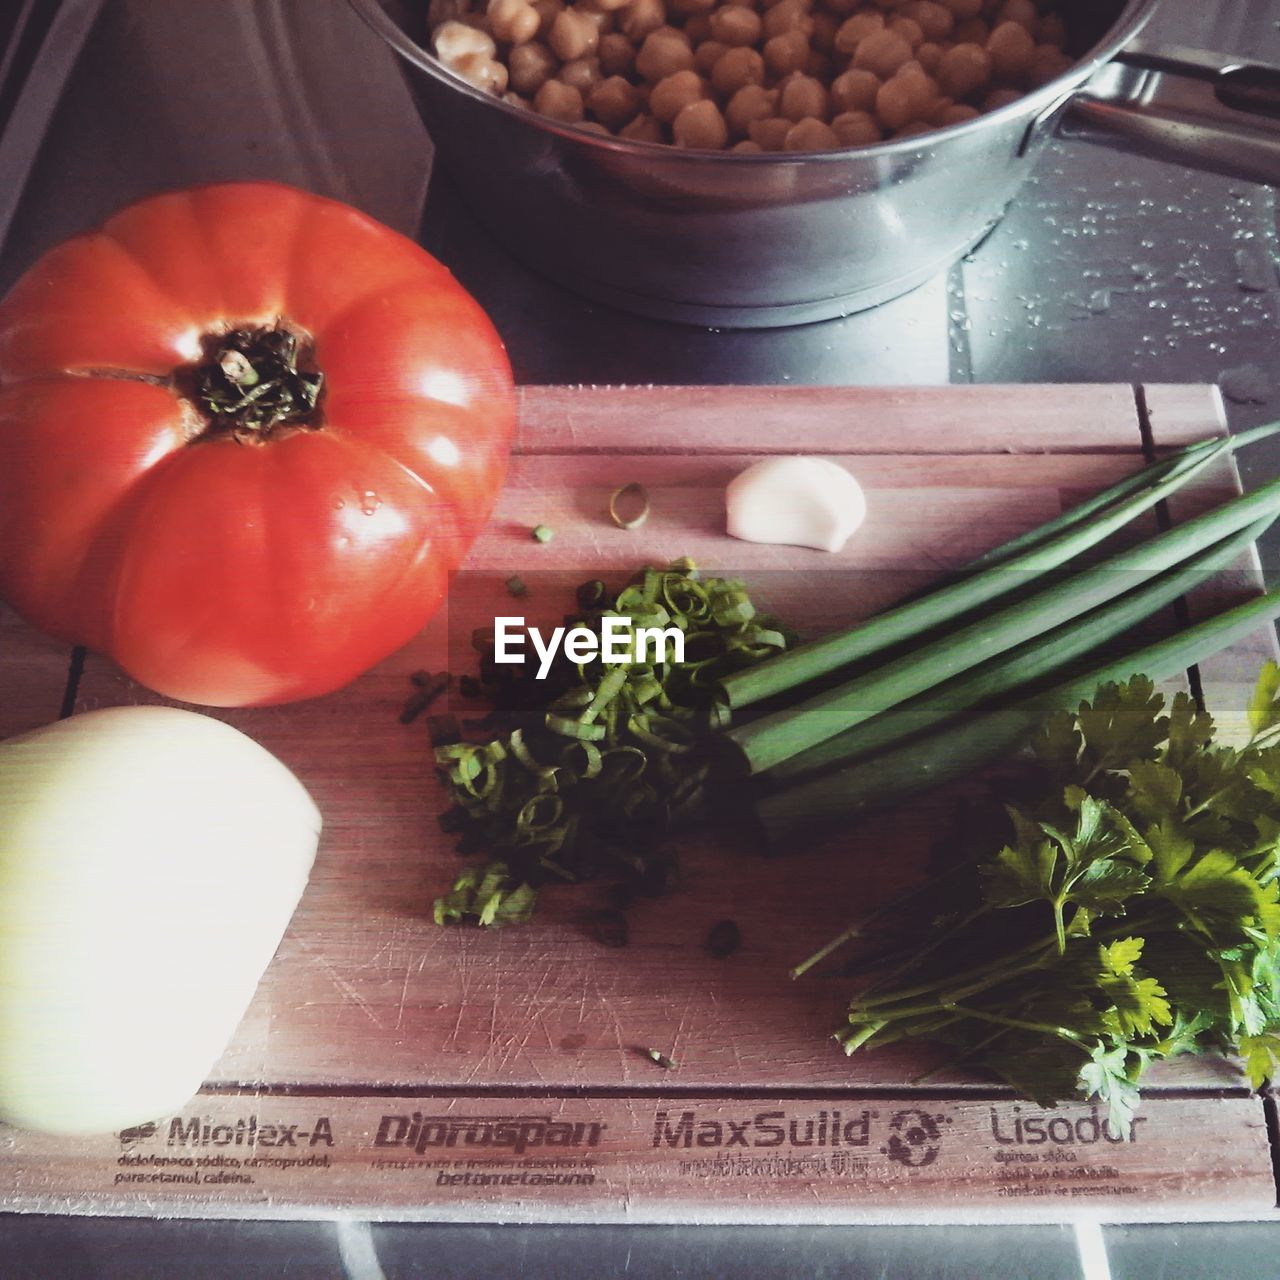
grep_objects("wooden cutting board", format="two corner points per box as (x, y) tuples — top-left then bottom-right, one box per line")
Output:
(1, 384), (1277, 1223)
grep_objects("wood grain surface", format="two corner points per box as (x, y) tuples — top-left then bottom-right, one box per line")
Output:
(2, 384), (1277, 1222)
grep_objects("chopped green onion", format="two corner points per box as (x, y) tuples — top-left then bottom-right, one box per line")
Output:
(532, 524), (555, 543)
(431, 561), (787, 922)
(609, 482), (650, 530)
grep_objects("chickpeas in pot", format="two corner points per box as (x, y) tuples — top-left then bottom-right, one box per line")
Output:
(427, 0), (1075, 151)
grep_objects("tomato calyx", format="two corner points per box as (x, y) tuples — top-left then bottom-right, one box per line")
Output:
(193, 326), (324, 440)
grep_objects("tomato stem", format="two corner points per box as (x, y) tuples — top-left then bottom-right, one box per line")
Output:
(195, 327), (322, 436)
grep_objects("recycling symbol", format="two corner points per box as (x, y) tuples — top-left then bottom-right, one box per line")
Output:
(883, 1109), (946, 1168)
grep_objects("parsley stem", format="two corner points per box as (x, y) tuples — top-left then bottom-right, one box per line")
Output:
(854, 903), (993, 1001)
(942, 1005), (1089, 1046)
(792, 855), (983, 980)
(790, 928), (872, 980)
(852, 937), (1057, 1014)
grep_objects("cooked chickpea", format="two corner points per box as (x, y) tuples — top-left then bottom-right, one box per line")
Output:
(620, 0), (665, 41)
(548, 8), (599, 60)
(559, 55), (603, 90)
(935, 101), (979, 124)
(673, 98), (729, 147)
(452, 52), (509, 92)
(488, 0), (541, 44)
(898, 65), (940, 115)
(636, 30), (696, 80)
(1029, 43), (1072, 87)
(748, 115), (792, 150)
(534, 76), (584, 120)
(508, 41), (558, 93)
(999, 0), (1038, 31)
(574, 120), (610, 133)
(685, 13), (714, 43)
(806, 50), (833, 80)
(987, 20), (1034, 82)
(983, 86), (1021, 110)
(598, 31), (634, 75)
(1037, 13), (1067, 48)
(429, 0), (1074, 151)
(937, 41), (991, 98)
(779, 72), (829, 122)
(429, 0), (470, 28)
(902, 1), (953, 42)
(650, 68), (706, 122)
(619, 111), (662, 141)
(725, 82), (775, 134)
(953, 17), (988, 44)
(829, 67), (879, 113)
(709, 4), (763, 45)
(914, 41), (943, 73)
(810, 12), (837, 53)
(763, 0), (813, 40)
(852, 29), (914, 78)
(652, 23), (693, 45)
(731, 139), (764, 152)
(833, 11), (885, 56)
(888, 17), (924, 50)
(784, 117), (839, 150)
(579, 6), (617, 34)
(588, 73), (641, 125)
(433, 20), (498, 65)
(531, 0), (564, 38)
(874, 75), (917, 130)
(696, 40), (729, 73)
(830, 109), (882, 145)
(712, 45), (766, 94)
(763, 30), (809, 77)
(670, 0), (718, 15)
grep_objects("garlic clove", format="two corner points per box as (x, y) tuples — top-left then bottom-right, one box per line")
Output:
(725, 457), (867, 553)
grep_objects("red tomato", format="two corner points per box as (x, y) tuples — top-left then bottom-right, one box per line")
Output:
(0, 182), (515, 706)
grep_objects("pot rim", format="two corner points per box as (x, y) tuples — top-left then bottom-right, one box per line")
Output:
(348, 0), (1157, 163)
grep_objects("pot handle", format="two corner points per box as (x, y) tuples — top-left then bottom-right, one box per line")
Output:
(1058, 44), (1280, 187)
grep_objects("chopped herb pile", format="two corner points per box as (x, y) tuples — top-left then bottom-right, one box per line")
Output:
(432, 560), (789, 926)
(807, 668), (1280, 1132)
(433, 862), (537, 927)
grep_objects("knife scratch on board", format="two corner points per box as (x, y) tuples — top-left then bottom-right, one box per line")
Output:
(293, 936), (386, 1030)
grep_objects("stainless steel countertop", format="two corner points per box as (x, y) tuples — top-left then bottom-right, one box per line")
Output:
(2, 1), (1279, 1275)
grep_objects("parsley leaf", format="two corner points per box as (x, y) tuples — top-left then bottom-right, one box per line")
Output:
(1248, 660), (1280, 739)
(1076, 677), (1168, 774)
(1079, 1042), (1141, 1137)
(827, 671), (1280, 1136)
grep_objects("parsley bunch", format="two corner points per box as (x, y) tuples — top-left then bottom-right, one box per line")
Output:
(824, 667), (1280, 1132)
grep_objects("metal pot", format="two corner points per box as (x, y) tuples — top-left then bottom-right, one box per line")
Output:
(350, 0), (1280, 328)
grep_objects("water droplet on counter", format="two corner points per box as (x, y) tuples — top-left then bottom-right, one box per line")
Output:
(1220, 364), (1272, 406)
(1234, 246), (1276, 293)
